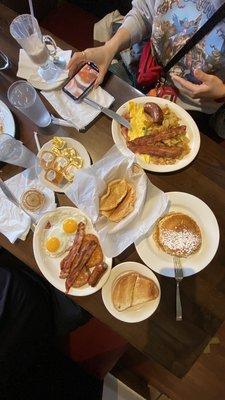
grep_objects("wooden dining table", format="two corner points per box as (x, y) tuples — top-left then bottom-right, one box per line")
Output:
(1, 3), (225, 379)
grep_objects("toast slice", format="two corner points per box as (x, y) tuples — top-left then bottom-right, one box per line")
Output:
(131, 274), (159, 307)
(112, 272), (137, 311)
(112, 272), (159, 312)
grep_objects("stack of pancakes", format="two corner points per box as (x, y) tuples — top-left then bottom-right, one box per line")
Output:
(154, 212), (202, 257)
(99, 179), (136, 223)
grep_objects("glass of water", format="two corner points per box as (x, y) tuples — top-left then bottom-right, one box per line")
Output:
(0, 133), (36, 168)
(7, 80), (51, 127)
(0, 51), (9, 70)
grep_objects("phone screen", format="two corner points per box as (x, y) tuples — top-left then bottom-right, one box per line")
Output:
(63, 63), (99, 100)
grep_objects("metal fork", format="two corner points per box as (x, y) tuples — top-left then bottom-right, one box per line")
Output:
(174, 256), (183, 321)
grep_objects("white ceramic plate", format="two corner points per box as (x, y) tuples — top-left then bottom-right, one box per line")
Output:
(135, 192), (220, 277)
(37, 137), (91, 193)
(111, 96), (200, 173)
(0, 100), (15, 137)
(102, 261), (161, 323)
(33, 206), (112, 296)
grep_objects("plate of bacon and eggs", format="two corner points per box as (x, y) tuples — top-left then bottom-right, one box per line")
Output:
(112, 97), (200, 173)
(33, 206), (112, 296)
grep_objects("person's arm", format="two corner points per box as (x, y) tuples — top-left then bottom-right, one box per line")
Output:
(172, 69), (225, 101)
(67, 28), (131, 86)
(121, 0), (154, 45)
(68, 0), (155, 86)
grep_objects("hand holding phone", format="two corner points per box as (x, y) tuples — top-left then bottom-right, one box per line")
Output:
(63, 62), (99, 101)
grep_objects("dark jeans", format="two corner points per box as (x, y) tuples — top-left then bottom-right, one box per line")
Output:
(0, 250), (101, 400)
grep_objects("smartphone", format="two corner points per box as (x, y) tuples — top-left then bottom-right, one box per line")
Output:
(63, 62), (99, 101)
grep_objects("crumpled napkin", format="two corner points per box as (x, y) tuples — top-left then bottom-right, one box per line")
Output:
(66, 146), (168, 257)
(17, 48), (72, 90)
(0, 167), (56, 243)
(41, 86), (115, 130)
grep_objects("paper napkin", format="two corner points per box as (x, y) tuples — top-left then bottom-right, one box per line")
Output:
(41, 86), (115, 130)
(0, 167), (56, 243)
(17, 48), (72, 91)
(66, 146), (168, 257)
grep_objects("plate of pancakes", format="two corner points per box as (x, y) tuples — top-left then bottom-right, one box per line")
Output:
(33, 206), (112, 296)
(99, 177), (137, 226)
(102, 261), (160, 323)
(135, 192), (220, 277)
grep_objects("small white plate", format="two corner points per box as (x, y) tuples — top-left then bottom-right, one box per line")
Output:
(112, 96), (200, 173)
(135, 192), (220, 277)
(33, 206), (112, 296)
(37, 137), (91, 193)
(0, 100), (15, 137)
(102, 261), (161, 323)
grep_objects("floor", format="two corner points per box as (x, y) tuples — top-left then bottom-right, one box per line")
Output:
(103, 374), (146, 400)
(112, 320), (225, 400)
(103, 374), (171, 400)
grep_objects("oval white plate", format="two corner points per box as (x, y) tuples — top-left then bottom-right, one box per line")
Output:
(112, 96), (200, 173)
(102, 261), (160, 323)
(33, 206), (112, 296)
(37, 137), (91, 193)
(0, 100), (15, 137)
(135, 192), (220, 277)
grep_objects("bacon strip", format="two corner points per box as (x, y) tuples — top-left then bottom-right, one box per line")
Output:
(128, 143), (183, 158)
(60, 222), (85, 279)
(121, 126), (129, 141)
(127, 126), (186, 149)
(65, 240), (97, 293)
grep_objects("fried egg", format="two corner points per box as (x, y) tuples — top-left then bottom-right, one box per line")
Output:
(62, 218), (78, 234)
(44, 224), (70, 257)
(43, 214), (86, 257)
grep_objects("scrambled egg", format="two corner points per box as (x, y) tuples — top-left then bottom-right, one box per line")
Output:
(128, 101), (148, 140)
(128, 101), (151, 163)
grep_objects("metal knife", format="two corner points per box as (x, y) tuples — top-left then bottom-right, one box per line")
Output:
(0, 178), (36, 232)
(51, 114), (77, 128)
(83, 97), (131, 129)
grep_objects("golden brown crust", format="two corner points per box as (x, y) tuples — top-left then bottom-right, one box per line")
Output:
(154, 212), (202, 257)
(72, 267), (90, 288)
(112, 272), (137, 311)
(108, 184), (136, 223)
(99, 179), (128, 211)
(112, 272), (159, 312)
(82, 234), (103, 268)
(132, 274), (159, 306)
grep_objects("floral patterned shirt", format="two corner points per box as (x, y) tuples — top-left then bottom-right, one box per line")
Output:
(122, 0), (225, 113)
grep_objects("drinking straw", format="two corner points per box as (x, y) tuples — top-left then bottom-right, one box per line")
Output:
(28, 0), (37, 34)
(34, 131), (41, 152)
(28, 0), (35, 19)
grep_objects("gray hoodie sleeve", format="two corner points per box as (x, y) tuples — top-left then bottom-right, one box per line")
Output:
(121, 0), (156, 45)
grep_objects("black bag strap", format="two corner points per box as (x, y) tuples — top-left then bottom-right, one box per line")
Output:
(164, 2), (225, 73)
